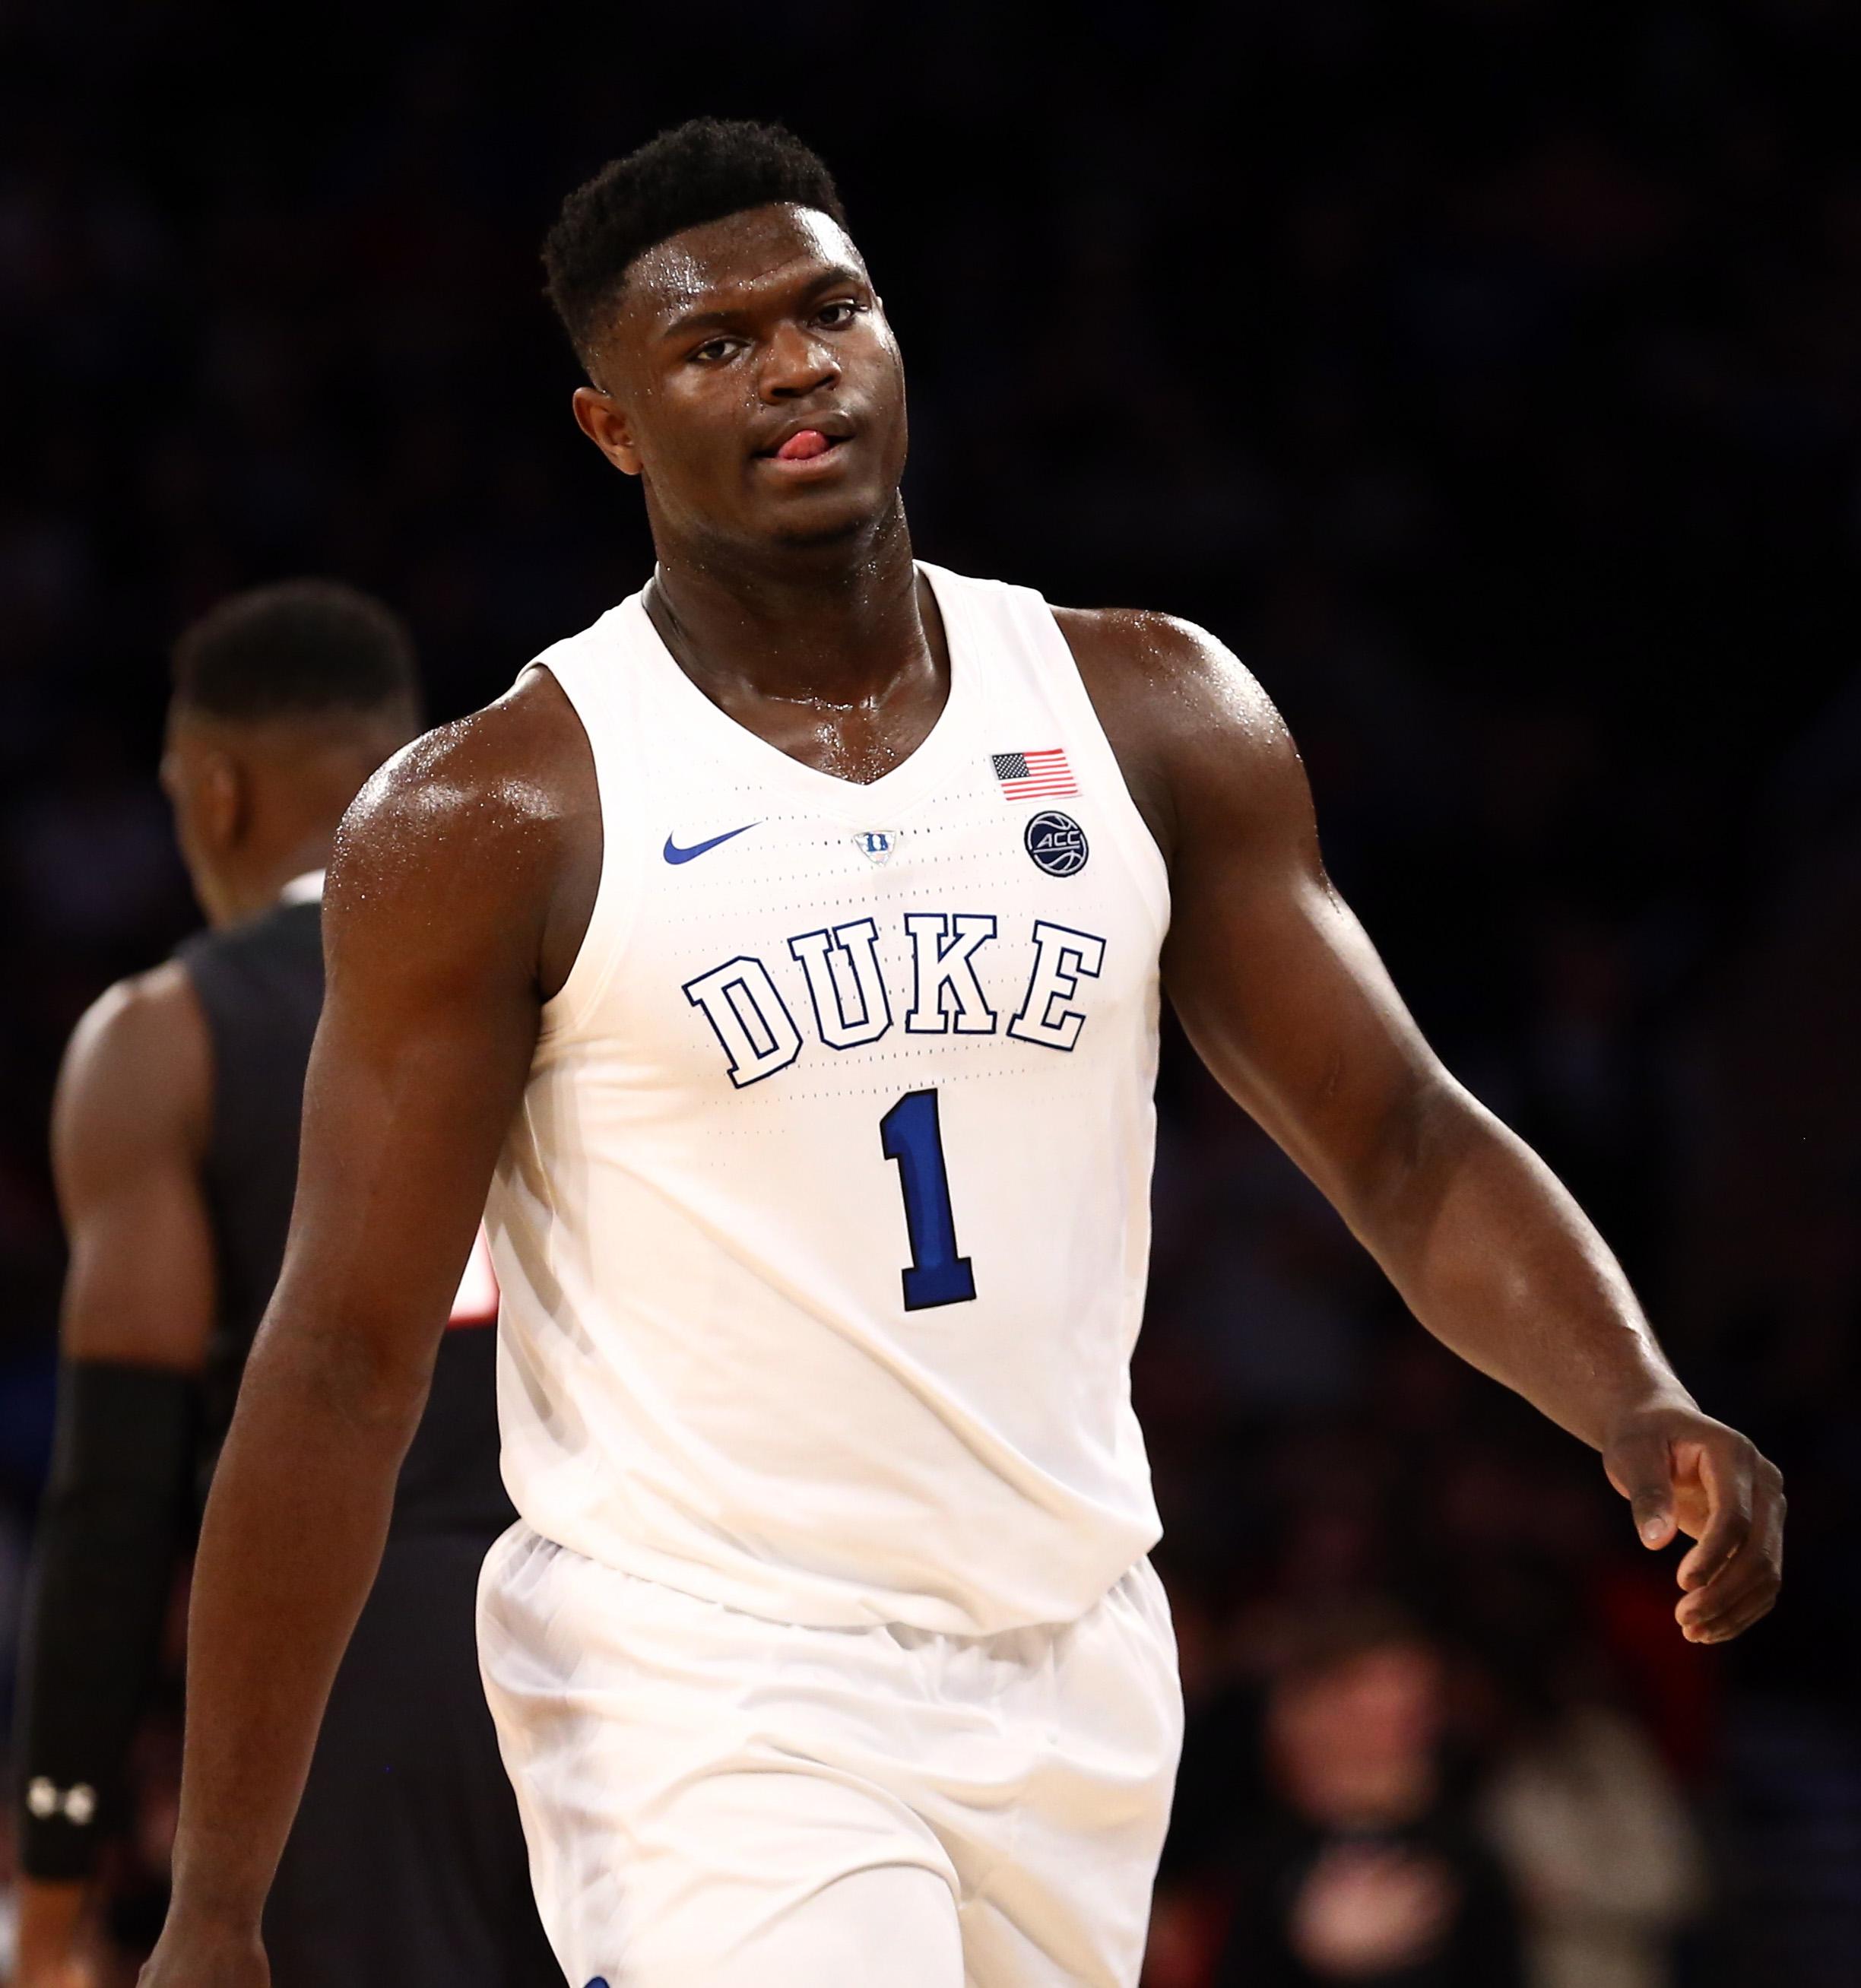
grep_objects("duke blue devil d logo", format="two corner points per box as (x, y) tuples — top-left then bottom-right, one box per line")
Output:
(1024, 810), (1089, 877)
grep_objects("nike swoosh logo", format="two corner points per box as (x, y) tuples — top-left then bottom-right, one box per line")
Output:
(663, 822), (759, 865)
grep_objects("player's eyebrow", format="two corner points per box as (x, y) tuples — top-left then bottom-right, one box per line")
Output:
(659, 306), (740, 341)
(659, 265), (867, 342)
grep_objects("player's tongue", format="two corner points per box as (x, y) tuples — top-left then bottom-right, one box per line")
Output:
(775, 429), (831, 461)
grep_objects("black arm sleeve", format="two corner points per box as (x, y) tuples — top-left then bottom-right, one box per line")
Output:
(14, 1359), (197, 1879)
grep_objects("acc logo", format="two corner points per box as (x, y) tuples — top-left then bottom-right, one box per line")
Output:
(1024, 810), (1088, 877)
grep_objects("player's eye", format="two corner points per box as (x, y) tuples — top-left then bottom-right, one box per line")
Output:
(816, 300), (863, 329)
(690, 337), (738, 365)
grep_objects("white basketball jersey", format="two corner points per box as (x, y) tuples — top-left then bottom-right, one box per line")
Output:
(485, 563), (1170, 1634)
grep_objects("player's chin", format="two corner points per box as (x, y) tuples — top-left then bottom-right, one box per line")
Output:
(753, 484), (892, 548)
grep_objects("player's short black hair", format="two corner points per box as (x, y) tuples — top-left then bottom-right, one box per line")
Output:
(543, 118), (847, 365)
(170, 579), (421, 726)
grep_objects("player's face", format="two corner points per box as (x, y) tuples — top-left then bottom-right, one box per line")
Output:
(574, 205), (907, 551)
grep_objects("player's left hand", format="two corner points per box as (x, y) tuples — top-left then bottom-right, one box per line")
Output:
(1603, 1403), (1785, 1643)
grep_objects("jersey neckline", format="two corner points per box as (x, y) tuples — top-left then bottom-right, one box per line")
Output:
(277, 868), (326, 905)
(623, 561), (975, 822)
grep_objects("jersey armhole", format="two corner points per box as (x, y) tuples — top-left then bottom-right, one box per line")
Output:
(1003, 585), (1171, 937)
(525, 657), (644, 1045)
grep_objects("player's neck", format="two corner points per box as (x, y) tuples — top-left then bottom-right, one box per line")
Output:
(204, 832), (335, 930)
(647, 503), (936, 708)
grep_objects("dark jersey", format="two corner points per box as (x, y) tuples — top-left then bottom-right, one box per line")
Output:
(178, 894), (556, 1986)
(177, 896), (512, 1537)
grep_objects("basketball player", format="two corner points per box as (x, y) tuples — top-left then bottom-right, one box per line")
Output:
(138, 125), (1783, 1988)
(16, 583), (555, 1987)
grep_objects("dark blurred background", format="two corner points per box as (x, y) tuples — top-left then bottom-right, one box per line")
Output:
(2, 0), (1858, 1982)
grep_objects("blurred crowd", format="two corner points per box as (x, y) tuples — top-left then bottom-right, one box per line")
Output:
(2, 1), (1858, 1982)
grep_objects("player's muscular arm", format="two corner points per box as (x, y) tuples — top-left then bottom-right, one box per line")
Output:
(1059, 608), (1783, 1646)
(17, 969), (213, 1988)
(51, 965), (217, 1370)
(141, 674), (597, 1986)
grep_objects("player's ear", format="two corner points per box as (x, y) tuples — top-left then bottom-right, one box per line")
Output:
(572, 386), (642, 477)
(198, 745), (246, 855)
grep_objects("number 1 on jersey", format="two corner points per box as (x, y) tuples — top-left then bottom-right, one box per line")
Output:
(880, 1089), (977, 1311)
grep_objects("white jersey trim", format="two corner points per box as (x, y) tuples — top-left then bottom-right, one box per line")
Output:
(526, 610), (645, 1042)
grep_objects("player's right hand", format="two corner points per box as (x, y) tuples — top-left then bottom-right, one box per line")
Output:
(135, 1914), (270, 1988)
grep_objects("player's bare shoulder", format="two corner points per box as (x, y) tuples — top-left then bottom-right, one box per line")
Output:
(53, 959), (211, 1197)
(327, 666), (600, 1002)
(1051, 604), (1309, 864)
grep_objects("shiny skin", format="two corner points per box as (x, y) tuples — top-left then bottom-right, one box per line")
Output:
(1057, 604), (1783, 1646)
(140, 196), (1781, 1988)
(574, 203), (909, 554)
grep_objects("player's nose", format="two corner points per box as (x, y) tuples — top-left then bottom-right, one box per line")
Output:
(759, 321), (840, 400)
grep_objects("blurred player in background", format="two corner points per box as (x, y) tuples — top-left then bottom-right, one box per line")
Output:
(14, 582), (556, 1986)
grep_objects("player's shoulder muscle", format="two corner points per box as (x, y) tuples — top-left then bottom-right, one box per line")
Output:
(1051, 604), (1312, 861)
(52, 959), (211, 1251)
(325, 668), (597, 1001)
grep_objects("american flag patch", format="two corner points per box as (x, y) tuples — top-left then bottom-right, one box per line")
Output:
(991, 748), (1077, 800)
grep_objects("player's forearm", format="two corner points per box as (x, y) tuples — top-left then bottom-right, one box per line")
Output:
(15, 1361), (194, 1880)
(1350, 1080), (1691, 1448)
(166, 1320), (426, 1928)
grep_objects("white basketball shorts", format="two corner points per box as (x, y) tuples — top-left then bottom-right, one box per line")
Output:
(477, 1525), (1182, 1988)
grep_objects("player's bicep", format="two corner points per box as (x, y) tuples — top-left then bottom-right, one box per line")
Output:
(61, 1160), (217, 1371)
(51, 970), (215, 1371)
(1157, 644), (1453, 1210)
(283, 949), (537, 1343)
(1175, 871), (1439, 1175)
(266, 751), (550, 1366)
